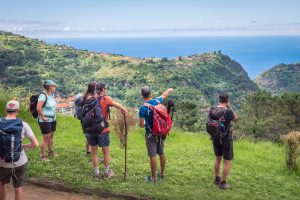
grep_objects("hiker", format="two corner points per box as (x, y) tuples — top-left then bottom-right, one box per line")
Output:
(208, 93), (238, 189)
(83, 81), (126, 179)
(0, 100), (39, 200)
(37, 80), (58, 161)
(74, 93), (91, 155)
(139, 86), (173, 182)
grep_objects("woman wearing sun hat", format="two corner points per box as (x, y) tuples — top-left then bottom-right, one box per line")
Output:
(37, 80), (58, 161)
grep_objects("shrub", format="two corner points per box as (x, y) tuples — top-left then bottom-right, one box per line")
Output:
(111, 108), (137, 148)
(281, 131), (300, 170)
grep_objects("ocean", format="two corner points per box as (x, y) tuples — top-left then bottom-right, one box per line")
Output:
(44, 36), (300, 79)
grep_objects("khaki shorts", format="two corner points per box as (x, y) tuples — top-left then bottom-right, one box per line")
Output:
(146, 135), (165, 157)
(0, 163), (27, 188)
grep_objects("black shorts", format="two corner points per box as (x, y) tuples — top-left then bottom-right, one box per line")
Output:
(0, 163), (27, 188)
(39, 121), (56, 135)
(212, 134), (234, 160)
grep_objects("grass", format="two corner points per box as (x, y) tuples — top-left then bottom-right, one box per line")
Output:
(1, 102), (300, 200)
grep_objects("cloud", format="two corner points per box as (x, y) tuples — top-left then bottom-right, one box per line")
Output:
(63, 26), (71, 31)
(1, 18), (300, 37)
(0, 19), (62, 32)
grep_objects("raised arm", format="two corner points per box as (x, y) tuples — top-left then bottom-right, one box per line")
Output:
(161, 88), (174, 99)
(227, 102), (238, 122)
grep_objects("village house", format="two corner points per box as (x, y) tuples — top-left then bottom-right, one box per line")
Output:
(55, 96), (75, 114)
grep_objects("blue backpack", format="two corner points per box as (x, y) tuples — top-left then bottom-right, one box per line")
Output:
(82, 96), (109, 135)
(0, 118), (23, 163)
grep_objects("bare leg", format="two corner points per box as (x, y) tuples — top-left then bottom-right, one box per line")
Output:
(214, 156), (222, 177)
(14, 187), (24, 200)
(149, 156), (157, 180)
(222, 160), (231, 181)
(91, 146), (99, 170)
(41, 134), (50, 156)
(48, 132), (54, 151)
(102, 146), (110, 168)
(159, 154), (166, 176)
(0, 183), (6, 200)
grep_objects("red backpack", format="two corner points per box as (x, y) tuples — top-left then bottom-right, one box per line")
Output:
(144, 100), (173, 137)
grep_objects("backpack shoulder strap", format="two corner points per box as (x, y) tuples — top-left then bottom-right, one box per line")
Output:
(154, 99), (160, 104)
(218, 108), (228, 121)
(40, 92), (48, 108)
(143, 102), (154, 109)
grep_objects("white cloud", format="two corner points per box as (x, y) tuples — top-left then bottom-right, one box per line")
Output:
(1, 18), (300, 38)
(63, 26), (71, 31)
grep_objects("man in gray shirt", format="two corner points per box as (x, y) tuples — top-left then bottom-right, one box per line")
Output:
(0, 100), (39, 200)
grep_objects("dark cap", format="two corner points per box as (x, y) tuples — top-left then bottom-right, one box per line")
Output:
(95, 81), (106, 94)
(141, 85), (151, 97)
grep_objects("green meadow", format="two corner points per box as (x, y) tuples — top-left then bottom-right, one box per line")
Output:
(0, 102), (299, 200)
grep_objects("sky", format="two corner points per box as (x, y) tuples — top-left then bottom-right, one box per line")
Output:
(0, 0), (300, 38)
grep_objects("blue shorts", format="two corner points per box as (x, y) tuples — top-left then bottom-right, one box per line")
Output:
(86, 133), (110, 147)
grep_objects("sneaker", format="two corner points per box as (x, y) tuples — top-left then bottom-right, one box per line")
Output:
(40, 155), (50, 162)
(103, 170), (114, 179)
(48, 150), (59, 158)
(144, 175), (156, 183)
(214, 176), (221, 185)
(219, 181), (230, 190)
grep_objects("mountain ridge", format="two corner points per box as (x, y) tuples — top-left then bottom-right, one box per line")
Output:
(0, 31), (258, 130)
(254, 63), (300, 94)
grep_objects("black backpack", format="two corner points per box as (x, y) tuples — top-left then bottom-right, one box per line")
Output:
(206, 107), (228, 139)
(74, 96), (84, 121)
(29, 92), (47, 118)
(81, 96), (109, 135)
(0, 118), (23, 163)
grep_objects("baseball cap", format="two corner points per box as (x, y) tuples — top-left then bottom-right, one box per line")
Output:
(44, 80), (58, 87)
(95, 81), (106, 94)
(141, 85), (151, 96)
(5, 100), (20, 111)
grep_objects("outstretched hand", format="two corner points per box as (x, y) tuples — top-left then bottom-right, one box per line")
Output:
(167, 88), (174, 93)
(162, 88), (174, 99)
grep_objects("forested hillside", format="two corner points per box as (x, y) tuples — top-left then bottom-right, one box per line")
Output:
(0, 31), (258, 130)
(255, 63), (300, 94)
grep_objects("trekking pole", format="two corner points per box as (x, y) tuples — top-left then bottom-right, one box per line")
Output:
(123, 113), (128, 180)
(171, 106), (175, 120)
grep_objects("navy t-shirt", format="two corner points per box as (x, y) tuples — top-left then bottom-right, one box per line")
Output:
(139, 97), (163, 135)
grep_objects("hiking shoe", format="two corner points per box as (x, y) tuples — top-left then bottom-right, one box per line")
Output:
(144, 175), (156, 183)
(103, 170), (114, 179)
(93, 173), (104, 180)
(214, 176), (221, 185)
(219, 181), (230, 190)
(48, 150), (59, 158)
(40, 155), (50, 162)
(157, 172), (166, 180)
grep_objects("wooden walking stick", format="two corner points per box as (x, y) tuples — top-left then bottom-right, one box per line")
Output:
(123, 113), (128, 180)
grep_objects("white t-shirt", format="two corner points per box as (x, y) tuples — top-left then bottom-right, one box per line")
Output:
(0, 119), (35, 168)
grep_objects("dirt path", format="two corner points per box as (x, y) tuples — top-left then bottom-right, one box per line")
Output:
(5, 184), (107, 200)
